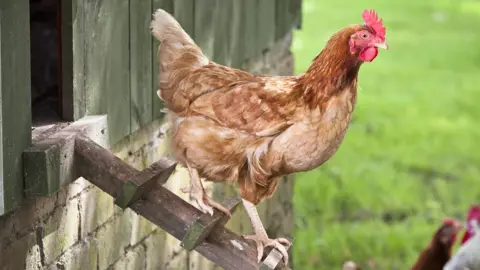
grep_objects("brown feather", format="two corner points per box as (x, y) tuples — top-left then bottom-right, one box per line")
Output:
(411, 220), (461, 270)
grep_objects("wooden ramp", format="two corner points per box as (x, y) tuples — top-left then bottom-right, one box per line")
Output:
(73, 135), (291, 270)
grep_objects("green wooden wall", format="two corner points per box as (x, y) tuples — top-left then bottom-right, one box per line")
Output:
(0, 0), (301, 216)
(0, 0), (32, 215)
(63, 0), (301, 144)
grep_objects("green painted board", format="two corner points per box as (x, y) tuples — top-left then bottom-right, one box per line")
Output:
(130, 0), (153, 132)
(61, 0), (87, 121)
(229, 1), (246, 68)
(194, 0), (216, 59)
(173, 0), (195, 38)
(229, 0), (259, 68)
(275, 0), (290, 41)
(84, 0), (131, 144)
(0, 0), (32, 215)
(23, 140), (62, 197)
(243, 0), (258, 63)
(152, 0), (173, 120)
(289, 0), (302, 29)
(257, 0), (276, 53)
(211, 0), (233, 65)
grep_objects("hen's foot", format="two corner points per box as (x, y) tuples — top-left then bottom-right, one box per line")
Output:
(181, 186), (231, 217)
(242, 234), (290, 264)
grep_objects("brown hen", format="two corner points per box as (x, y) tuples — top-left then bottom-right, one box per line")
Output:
(411, 218), (462, 270)
(151, 9), (388, 264)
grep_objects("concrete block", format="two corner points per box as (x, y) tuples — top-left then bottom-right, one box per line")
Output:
(110, 244), (146, 270)
(129, 210), (156, 246)
(78, 186), (115, 238)
(159, 233), (187, 270)
(66, 177), (95, 200)
(42, 197), (80, 264)
(46, 239), (98, 270)
(143, 230), (167, 270)
(0, 191), (62, 243)
(25, 244), (43, 270)
(96, 211), (132, 269)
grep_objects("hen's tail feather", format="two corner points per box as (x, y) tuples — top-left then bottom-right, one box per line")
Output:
(151, 8), (208, 69)
(151, 9), (208, 109)
(151, 9), (194, 46)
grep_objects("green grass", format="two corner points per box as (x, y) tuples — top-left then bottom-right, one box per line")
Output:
(291, 0), (480, 268)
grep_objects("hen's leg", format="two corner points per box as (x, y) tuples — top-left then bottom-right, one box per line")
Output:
(181, 164), (231, 216)
(242, 199), (290, 264)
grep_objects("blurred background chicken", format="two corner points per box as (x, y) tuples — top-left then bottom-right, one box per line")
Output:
(410, 218), (462, 270)
(444, 205), (480, 270)
(151, 8), (387, 264)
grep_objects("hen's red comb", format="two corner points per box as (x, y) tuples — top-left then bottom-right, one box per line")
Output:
(362, 9), (386, 41)
(461, 205), (480, 244)
(443, 217), (459, 227)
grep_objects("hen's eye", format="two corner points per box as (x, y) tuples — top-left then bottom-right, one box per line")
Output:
(361, 33), (369, 39)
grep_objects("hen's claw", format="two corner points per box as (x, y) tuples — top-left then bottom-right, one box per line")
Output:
(181, 185), (231, 216)
(243, 234), (290, 264)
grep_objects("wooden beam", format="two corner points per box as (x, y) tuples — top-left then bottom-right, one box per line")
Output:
(73, 135), (290, 269)
(0, 0), (32, 215)
(257, 0), (276, 53)
(133, 191), (261, 270)
(181, 197), (241, 251)
(211, 0), (233, 65)
(74, 134), (136, 197)
(173, 0), (195, 37)
(115, 160), (177, 209)
(193, 0), (216, 59)
(83, 0), (131, 144)
(23, 116), (108, 197)
(129, 0), (153, 132)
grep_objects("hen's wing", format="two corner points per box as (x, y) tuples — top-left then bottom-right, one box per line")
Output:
(189, 76), (300, 137)
(161, 62), (256, 113)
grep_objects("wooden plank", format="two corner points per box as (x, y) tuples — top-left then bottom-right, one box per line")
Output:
(60, 0), (73, 120)
(275, 0), (290, 41)
(24, 138), (63, 197)
(211, 0), (233, 65)
(229, 1), (246, 68)
(152, 0), (173, 120)
(193, 0), (216, 59)
(227, 0), (260, 67)
(133, 192), (261, 270)
(130, 0), (153, 132)
(243, 0), (258, 63)
(23, 116), (108, 197)
(181, 197), (241, 251)
(115, 160), (177, 208)
(74, 135), (137, 196)
(257, 0), (276, 53)
(61, 0), (86, 121)
(173, 0), (195, 37)
(83, 0), (130, 144)
(0, 0), (32, 215)
(289, 0), (302, 29)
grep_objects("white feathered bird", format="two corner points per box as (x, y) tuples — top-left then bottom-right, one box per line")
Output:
(444, 206), (480, 270)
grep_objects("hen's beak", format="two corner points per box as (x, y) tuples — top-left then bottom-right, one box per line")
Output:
(373, 41), (389, 50)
